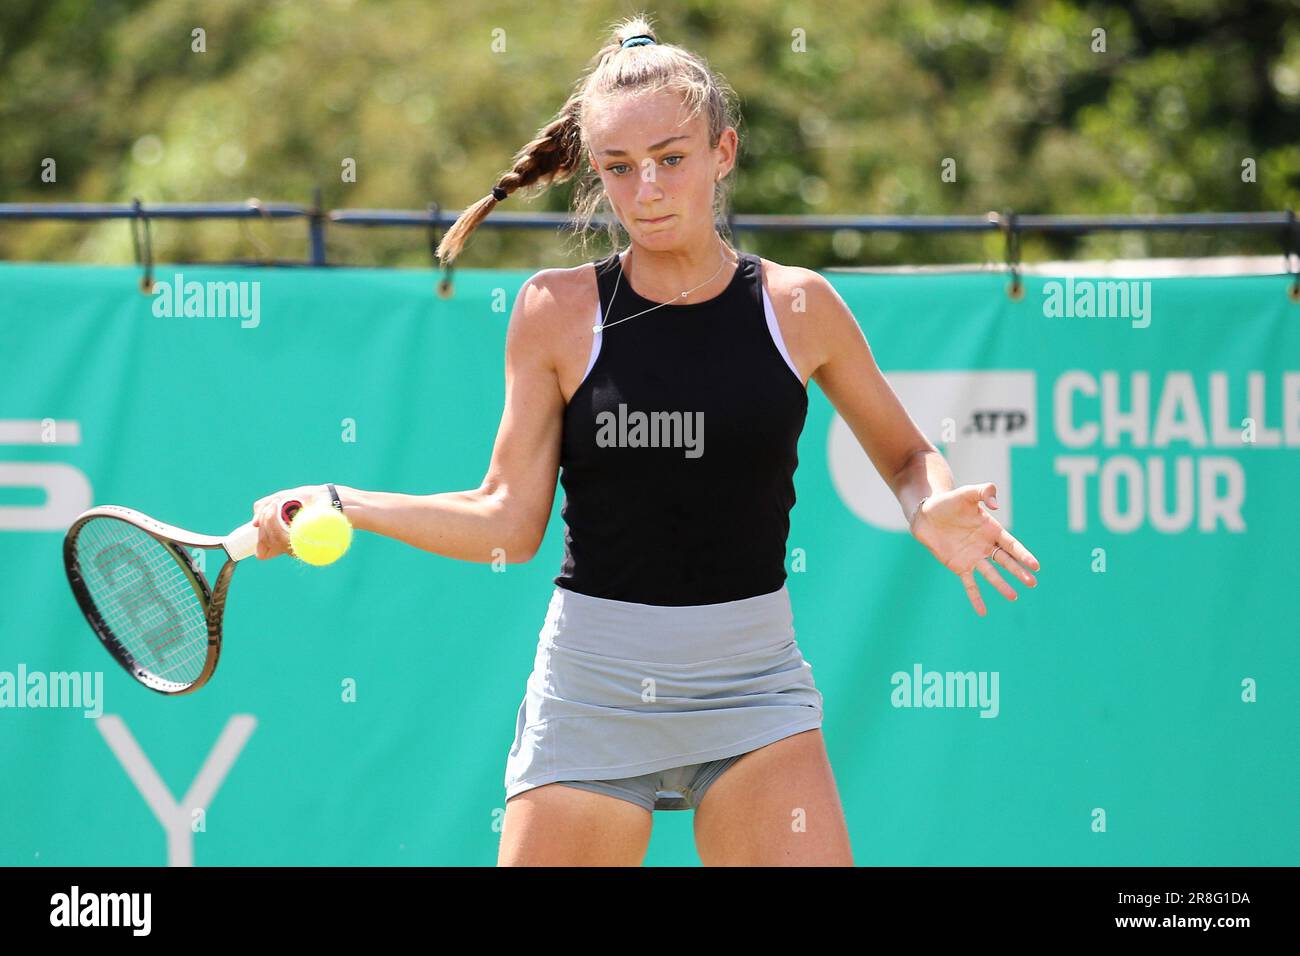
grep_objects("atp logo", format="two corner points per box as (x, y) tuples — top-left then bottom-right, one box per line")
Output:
(827, 372), (1036, 531)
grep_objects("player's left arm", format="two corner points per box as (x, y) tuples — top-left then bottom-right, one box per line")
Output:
(790, 269), (1041, 615)
(789, 268), (951, 522)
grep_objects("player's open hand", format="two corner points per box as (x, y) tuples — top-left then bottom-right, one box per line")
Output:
(909, 483), (1041, 617)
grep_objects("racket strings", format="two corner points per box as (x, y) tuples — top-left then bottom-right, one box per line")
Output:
(74, 518), (211, 685)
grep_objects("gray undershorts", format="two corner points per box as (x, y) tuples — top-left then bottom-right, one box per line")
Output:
(556, 753), (746, 813)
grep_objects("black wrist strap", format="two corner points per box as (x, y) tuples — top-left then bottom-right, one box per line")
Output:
(326, 483), (342, 512)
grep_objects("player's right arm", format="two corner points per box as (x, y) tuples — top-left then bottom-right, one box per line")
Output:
(462, 270), (567, 562)
(250, 273), (567, 564)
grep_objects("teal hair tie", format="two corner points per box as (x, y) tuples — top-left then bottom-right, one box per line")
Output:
(621, 35), (655, 48)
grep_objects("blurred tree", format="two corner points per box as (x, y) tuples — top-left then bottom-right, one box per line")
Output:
(0, 0), (1296, 269)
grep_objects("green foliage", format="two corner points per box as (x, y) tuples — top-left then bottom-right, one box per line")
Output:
(1, 0), (1297, 268)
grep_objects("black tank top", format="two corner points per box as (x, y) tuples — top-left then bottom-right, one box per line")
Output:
(553, 249), (808, 606)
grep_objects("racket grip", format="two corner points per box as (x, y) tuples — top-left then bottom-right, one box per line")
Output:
(224, 520), (260, 561)
(225, 498), (302, 561)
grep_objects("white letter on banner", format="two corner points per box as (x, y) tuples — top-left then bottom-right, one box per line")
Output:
(97, 715), (256, 866)
(0, 420), (91, 530)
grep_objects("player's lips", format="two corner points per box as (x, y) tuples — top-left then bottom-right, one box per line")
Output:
(639, 214), (674, 224)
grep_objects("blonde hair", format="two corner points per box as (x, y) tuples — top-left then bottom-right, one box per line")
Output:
(435, 13), (741, 265)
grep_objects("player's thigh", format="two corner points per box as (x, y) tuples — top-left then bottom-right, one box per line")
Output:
(498, 782), (654, 866)
(693, 728), (853, 866)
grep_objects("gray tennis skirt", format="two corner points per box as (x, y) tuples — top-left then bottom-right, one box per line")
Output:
(504, 583), (824, 810)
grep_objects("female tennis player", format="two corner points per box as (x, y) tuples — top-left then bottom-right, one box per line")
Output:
(251, 14), (1040, 866)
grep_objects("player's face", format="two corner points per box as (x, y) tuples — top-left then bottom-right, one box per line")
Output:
(586, 89), (733, 248)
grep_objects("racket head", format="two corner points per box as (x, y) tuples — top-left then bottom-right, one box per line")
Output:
(63, 506), (235, 695)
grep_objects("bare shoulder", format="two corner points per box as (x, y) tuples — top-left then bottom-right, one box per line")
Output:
(759, 257), (849, 312)
(511, 264), (595, 340)
(759, 257), (820, 294)
(757, 257), (849, 385)
(515, 265), (580, 320)
(512, 263), (601, 403)
(518, 262), (600, 322)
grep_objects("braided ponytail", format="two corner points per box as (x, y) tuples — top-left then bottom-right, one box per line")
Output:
(435, 96), (585, 265)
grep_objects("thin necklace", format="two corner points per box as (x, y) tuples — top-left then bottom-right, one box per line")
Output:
(592, 240), (736, 334)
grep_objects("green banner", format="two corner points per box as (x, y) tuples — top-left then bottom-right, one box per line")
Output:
(1, 262), (1295, 866)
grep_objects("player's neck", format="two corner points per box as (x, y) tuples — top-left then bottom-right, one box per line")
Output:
(620, 236), (737, 303)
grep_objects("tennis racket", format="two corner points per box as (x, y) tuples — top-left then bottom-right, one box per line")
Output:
(62, 499), (302, 695)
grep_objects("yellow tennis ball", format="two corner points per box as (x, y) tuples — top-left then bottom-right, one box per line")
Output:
(288, 500), (353, 566)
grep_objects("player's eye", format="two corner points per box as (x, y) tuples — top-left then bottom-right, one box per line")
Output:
(608, 155), (685, 176)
